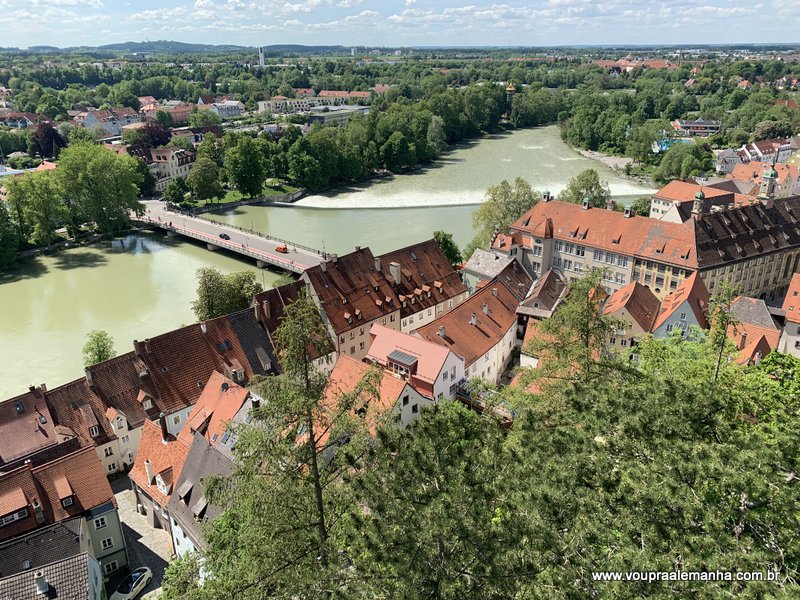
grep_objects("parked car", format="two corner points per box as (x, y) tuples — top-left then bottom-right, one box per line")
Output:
(276, 245), (288, 254)
(219, 233), (230, 240)
(110, 567), (152, 600)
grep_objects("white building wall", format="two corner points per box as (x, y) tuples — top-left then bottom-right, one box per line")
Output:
(166, 405), (195, 436)
(431, 352), (465, 400)
(170, 514), (199, 558)
(777, 323), (800, 356)
(651, 301), (703, 338)
(395, 383), (433, 427)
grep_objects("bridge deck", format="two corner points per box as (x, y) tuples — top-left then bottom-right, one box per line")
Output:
(136, 201), (325, 274)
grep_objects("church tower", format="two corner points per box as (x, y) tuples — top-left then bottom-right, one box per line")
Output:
(758, 161), (778, 207)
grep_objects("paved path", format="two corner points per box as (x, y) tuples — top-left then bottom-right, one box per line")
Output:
(137, 200), (325, 273)
(113, 478), (172, 599)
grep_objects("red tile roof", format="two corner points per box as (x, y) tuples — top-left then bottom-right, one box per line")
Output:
(782, 273), (800, 324)
(129, 420), (190, 509)
(318, 90), (350, 97)
(366, 323), (451, 387)
(729, 161), (799, 186)
(510, 201), (698, 269)
(0, 388), (58, 466)
(45, 378), (115, 449)
(652, 271), (709, 331)
(416, 278), (519, 368)
(317, 356), (406, 446)
(654, 180), (731, 203)
(178, 372), (249, 447)
(775, 99), (799, 110)
(602, 282), (660, 332)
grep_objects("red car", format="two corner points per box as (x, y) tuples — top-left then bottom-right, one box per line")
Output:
(276, 245), (288, 254)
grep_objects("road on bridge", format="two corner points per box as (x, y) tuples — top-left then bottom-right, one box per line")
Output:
(138, 200), (325, 273)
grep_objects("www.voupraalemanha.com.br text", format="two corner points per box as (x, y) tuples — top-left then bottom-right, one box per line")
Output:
(592, 571), (779, 582)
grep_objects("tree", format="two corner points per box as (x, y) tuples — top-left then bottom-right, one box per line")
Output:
(155, 109), (175, 127)
(426, 114), (448, 158)
(35, 93), (67, 120)
(190, 267), (263, 321)
(342, 401), (530, 599)
(6, 171), (67, 247)
(433, 230), (463, 266)
(653, 142), (713, 183)
(225, 136), (264, 198)
(558, 168), (612, 208)
(134, 159), (157, 197)
(164, 291), (381, 598)
(380, 131), (416, 172)
(162, 177), (190, 205)
(82, 330), (116, 367)
(707, 281), (740, 383)
(28, 123), (66, 159)
(629, 195), (653, 217)
(187, 157), (224, 202)
(138, 121), (171, 149)
(752, 119), (793, 141)
(188, 109), (222, 127)
(57, 142), (144, 235)
(465, 177), (539, 259)
(0, 202), (18, 270)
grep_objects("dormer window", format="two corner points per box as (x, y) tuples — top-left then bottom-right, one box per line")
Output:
(142, 399), (153, 410)
(61, 496), (74, 508)
(89, 425), (99, 438)
(116, 417), (124, 429)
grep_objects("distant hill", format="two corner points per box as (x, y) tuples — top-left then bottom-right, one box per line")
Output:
(96, 40), (250, 53)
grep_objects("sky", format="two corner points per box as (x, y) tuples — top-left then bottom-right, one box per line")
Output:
(0, 0), (796, 49)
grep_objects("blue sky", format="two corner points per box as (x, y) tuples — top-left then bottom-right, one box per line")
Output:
(0, 0), (795, 49)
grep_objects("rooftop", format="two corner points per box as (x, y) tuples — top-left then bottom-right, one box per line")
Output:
(129, 420), (190, 508)
(178, 372), (249, 447)
(603, 282), (661, 332)
(0, 553), (93, 599)
(781, 273), (800, 324)
(367, 323), (452, 386)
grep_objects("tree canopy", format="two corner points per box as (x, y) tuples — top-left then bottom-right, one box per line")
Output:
(190, 267), (263, 321)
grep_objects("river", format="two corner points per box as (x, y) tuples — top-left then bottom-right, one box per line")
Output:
(0, 126), (653, 397)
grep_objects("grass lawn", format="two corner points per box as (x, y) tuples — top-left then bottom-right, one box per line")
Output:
(198, 182), (299, 207)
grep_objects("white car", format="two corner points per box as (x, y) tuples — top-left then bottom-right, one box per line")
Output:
(110, 567), (153, 600)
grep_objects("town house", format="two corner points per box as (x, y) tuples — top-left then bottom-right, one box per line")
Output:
(777, 273), (800, 356)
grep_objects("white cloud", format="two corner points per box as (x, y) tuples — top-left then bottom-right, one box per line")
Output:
(336, 0), (363, 6)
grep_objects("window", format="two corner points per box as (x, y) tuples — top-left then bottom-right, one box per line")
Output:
(121, 435), (130, 444)
(594, 250), (604, 262)
(609, 337), (616, 345)
(553, 257), (562, 268)
(411, 404), (418, 414)
(443, 370), (448, 381)
(795, 341), (800, 349)
(428, 309), (432, 316)
(451, 366), (456, 379)
(101, 538), (114, 551)
(484, 353), (489, 362)
(350, 346), (355, 355)
(104, 561), (118, 575)
(576, 245), (585, 257)
(402, 395), (409, 406)
(0, 509), (28, 527)
(115, 417), (124, 429)
(173, 415), (181, 425)
(621, 339), (628, 347)
(563, 259), (572, 271)
(142, 399), (152, 410)
(104, 447), (114, 457)
(61, 497), (73, 508)
(359, 341), (365, 350)
(680, 312), (686, 321)
(448, 300), (453, 309)
(339, 335), (345, 344)
(89, 425), (99, 438)
(619, 256), (628, 268)
(533, 245), (542, 257)
(94, 517), (107, 530)
(390, 314), (396, 322)
(349, 332), (355, 340)
(555, 240), (564, 252)
(107, 463), (116, 473)
(666, 324), (674, 333)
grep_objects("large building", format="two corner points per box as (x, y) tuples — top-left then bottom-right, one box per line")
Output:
(301, 241), (468, 362)
(493, 194), (800, 303)
(777, 273), (800, 356)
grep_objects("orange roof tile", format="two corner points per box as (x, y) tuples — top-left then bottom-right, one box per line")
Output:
(654, 180), (731, 203)
(730, 162), (799, 186)
(129, 420), (190, 508)
(178, 372), (249, 447)
(782, 273), (800, 324)
(602, 282), (660, 332)
(652, 271), (710, 331)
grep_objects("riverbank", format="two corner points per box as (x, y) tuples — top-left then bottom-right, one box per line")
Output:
(575, 148), (656, 190)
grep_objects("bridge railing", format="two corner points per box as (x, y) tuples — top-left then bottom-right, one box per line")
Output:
(135, 216), (306, 273)
(164, 204), (325, 257)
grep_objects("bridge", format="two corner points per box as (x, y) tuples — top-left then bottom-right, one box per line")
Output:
(135, 201), (326, 274)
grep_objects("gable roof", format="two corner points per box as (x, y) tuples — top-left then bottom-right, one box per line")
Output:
(653, 271), (710, 331)
(303, 241), (466, 337)
(178, 372), (249, 447)
(0, 518), (84, 579)
(731, 296), (780, 330)
(45, 378), (115, 449)
(366, 323), (452, 386)
(463, 249), (512, 280)
(86, 352), (161, 429)
(730, 161), (798, 186)
(129, 420), (190, 509)
(510, 201), (698, 269)
(603, 282), (660, 332)
(654, 180), (732, 203)
(166, 436), (232, 550)
(0, 553), (92, 599)
(0, 388), (58, 466)
(416, 276), (520, 367)
(782, 273), (800, 324)
(517, 269), (567, 318)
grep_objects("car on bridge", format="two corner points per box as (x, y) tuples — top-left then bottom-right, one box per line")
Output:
(219, 233), (231, 240)
(276, 245), (288, 253)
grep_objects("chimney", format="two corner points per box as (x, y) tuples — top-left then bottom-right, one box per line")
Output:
(29, 385), (35, 393)
(331, 254), (338, 264)
(34, 572), (49, 595)
(39, 383), (46, 393)
(158, 412), (168, 443)
(542, 191), (551, 202)
(251, 394), (260, 409)
(492, 287), (498, 297)
(389, 262), (402, 285)
(144, 338), (151, 354)
(320, 260), (327, 273)
(374, 256), (381, 272)
(200, 322), (207, 335)
(133, 339), (142, 356)
(85, 368), (94, 389)
(518, 283), (525, 295)
(606, 198), (615, 211)
(144, 459), (155, 485)
(438, 325), (446, 338)
(582, 197), (590, 210)
(470, 312), (477, 326)
(624, 207), (633, 218)
(355, 245), (361, 251)
(263, 300), (271, 319)
(482, 302), (489, 315)
(254, 301), (261, 323)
